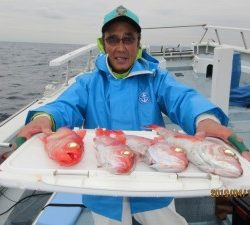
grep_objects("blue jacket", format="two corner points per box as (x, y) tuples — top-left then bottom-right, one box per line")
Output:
(26, 50), (228, 221)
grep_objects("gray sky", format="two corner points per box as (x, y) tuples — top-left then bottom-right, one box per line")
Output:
(1, 0), (250, 45)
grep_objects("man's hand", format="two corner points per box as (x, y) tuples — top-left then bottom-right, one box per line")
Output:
(196, 119), (232, 142)
(18, 116), (53, 139)
(196, 118), (250, 162)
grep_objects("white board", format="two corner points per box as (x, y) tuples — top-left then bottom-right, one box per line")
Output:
(0, 129), (249, 197)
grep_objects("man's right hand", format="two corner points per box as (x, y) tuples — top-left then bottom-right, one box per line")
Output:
(18, 116), (53, 139)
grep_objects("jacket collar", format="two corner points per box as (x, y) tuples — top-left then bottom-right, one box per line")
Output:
(95, 50), (159, 78)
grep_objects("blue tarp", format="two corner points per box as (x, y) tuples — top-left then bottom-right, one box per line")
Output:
(230, 85), (250, 107)
(229, 52), (250, 108)
(37, 193), (84, 225)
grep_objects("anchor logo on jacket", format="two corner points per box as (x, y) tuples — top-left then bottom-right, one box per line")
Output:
(139, 91), (150, 103)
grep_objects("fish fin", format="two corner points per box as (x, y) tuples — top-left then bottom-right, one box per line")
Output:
(144, 124), (160, 130)
(95, 128), (126, 144)
(116, 135), (126, 145)
(75, 129), (86, 139)
(152, 136), (164, 144)
(95, 128), (106, 136)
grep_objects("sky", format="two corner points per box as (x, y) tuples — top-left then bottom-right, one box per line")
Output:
(1, 0), (250, 46)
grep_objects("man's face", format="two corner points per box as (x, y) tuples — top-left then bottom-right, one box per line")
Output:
(103, 21), (140, 73)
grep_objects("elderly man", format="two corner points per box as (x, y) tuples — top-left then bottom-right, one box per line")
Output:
(18, 5), (250, 225)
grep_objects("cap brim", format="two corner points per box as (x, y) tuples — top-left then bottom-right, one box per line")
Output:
(102, 16), (141, 33)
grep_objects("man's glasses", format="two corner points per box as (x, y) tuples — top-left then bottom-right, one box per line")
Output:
(104, 35), (136, 46)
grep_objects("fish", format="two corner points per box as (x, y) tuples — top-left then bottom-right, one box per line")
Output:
(124, 134), (155, 156)
(94, 128), (135, 174)
(95, 129), (155, 157)
(123, 133), (188, 172)
(146, 125), (243, 178)
(144, 141), (188, 172)
(42, 127), (86, 166)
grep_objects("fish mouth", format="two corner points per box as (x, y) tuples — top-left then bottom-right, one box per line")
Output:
(67, 152), (78, 160)
(65, 142), (81, 161)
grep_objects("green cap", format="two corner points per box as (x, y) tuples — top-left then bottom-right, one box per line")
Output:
(102, 5), (141, 33)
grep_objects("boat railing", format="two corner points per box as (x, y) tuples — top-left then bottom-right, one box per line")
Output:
(193, 25), (250, 74)
(49, 43), (98, 85)
(148, 45), (194, 59)
(195, 25), (250, 55)
(143, 24), (250, 57)
(143, 24), (206, 59)
(193, 26), (250, 115)
(199, 25), (250, 49)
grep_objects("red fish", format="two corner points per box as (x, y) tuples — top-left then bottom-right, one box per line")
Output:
(147, 125), (243, 177)
(42, 127), (86, 166)
(94, 128), (135, 174)
(96, 128), (155, 156)
(144, 141), (188, 172)
(124, 135), (156, 156)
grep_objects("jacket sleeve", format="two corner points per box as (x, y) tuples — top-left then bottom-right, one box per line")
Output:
(25, 74), (90, 129)
(154, 69), (229, 134)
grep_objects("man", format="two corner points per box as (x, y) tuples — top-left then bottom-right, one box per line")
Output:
(18, 5), (250, 225)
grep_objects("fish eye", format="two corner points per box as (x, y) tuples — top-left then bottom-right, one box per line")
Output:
(224, 149), (235, 156)
(67, 142), (79, 148)
(123, 150), (130, 155)
(174, 147), (184, 152)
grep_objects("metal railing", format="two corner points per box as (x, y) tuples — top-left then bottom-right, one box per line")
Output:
(49, 43), (98, 85)
(199, 25), (250, 50)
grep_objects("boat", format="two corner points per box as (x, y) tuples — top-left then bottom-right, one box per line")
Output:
(0, 24), (250, 225)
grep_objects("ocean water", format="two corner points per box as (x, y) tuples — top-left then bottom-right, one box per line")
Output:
(0, 41), (85, 122)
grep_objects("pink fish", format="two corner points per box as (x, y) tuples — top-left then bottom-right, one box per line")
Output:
(123, 133), (188, 172)
(124, 135), (155, 156)
(95, 129), (155, 158)
(42, 127), (86, 166)
(144, 141), (188, 172)
(146, 125), (243, 178)
(94, 128), (135, 174)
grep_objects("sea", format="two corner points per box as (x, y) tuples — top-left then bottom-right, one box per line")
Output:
(0, 41), (85, 122)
